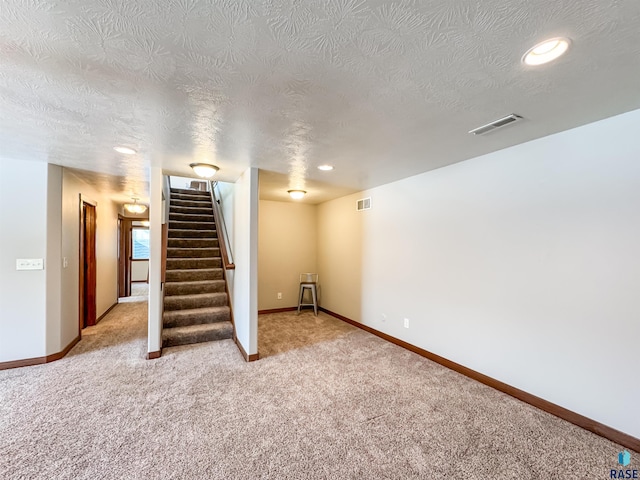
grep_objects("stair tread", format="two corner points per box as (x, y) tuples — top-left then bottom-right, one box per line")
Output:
(162, 305), (229, 317)
(164, 322), (232, 334)
(166, 258), (219, 263)
(171, 188), (209, 194)
(164, 280), (224, 286)
(166, 257), (218, 261)
(162, 322), (234, 347)
(167, 247), (220, 253)
(164, 292), (226, 301)
(165, 267), (223, 272)
(162, 322), (233, 337)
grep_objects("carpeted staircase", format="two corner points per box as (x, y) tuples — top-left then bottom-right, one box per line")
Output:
(162, 188), (234, 348)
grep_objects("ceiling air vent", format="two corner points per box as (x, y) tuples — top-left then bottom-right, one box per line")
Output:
(469, 114), (523, 135)
(356, 197), (371, 211)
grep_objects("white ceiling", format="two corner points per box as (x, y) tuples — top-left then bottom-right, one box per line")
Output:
(1, 1), (640, 204)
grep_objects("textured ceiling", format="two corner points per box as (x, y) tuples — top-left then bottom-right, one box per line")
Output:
(1, 0), (640, 203)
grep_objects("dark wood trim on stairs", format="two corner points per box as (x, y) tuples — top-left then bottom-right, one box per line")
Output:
(234, 336), (259, 362)
(0, 334), (81, 371)
(210, 185), (235, 270)
(258, 307), (297, 315)
(161, 223), (168, 283)
(147, 350), (162, 360)
(319, 307), (640, 454)
(96, 302), (118, 324)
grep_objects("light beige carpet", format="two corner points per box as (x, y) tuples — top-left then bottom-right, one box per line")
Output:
(0, 300), (627, 479)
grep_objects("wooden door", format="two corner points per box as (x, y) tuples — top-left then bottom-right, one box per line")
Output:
(80, 202), (97, 329)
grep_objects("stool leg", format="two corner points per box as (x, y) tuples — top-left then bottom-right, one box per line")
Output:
(311, 285), (318, 316)
(297, 285), (304, 314)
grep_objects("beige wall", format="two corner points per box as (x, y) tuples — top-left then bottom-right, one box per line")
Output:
(258, 200), (318, 310)
(0, 162), (119, 362)
(317, 195), (363, 321)
(46, 164), (64, 355)
(131, 261), (149, 282)
(317, 109), (640, 439)
(62, 169), (118, 337)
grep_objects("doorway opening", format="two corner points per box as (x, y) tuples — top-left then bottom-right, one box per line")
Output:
(118, 217), (149, 301)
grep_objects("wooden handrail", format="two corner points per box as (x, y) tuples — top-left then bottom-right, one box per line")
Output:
(161, 223), (168, 282)
(210, 183), (235, 270)
(161, 175), (171, 284)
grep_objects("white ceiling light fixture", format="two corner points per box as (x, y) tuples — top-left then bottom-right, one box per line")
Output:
(317, 165), (334, 171)
(113, 146), (137, 155)
(288, 190), (306, 200)
(523, 37), (571, 66)
(190, 163), (219, 178)
(124, 197), (147, 214)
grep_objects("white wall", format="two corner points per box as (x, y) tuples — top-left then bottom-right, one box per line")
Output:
(258, 200), (317, 310)
(0, 159), (48, 362)
(231, 168), (259, 356)
(216, 181), (236, 302)
(318, 109), (640, 439)
(148, 166), (163, 354)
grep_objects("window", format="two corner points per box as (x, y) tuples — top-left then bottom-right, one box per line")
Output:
(132, 228), (150, 260)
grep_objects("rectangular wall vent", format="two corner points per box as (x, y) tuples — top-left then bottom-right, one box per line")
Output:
(356, 197), (371, 211)
(469, 114), (523, 135)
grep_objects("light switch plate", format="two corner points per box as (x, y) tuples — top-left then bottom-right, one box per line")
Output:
(16, 258), (44, 270)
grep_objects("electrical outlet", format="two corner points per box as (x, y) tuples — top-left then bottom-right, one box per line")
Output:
(277, 292), (282, 300)
(381, 313), (387, 322)
(63, 257), (68, 268)
(404, 318), (409, 328)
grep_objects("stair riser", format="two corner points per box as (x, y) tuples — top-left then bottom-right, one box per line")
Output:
(171, 194), (211, 202)
(168, 229), (217, 238)
(169, 221), (216, 231)
(170, 188), (210, 196)
(164, 280), (226, 296)
(162, 323), (233, 348)
(163, 307), (231, 328)
(167, 238), (219, 248)
(166, 258), (222, 269)
(164, 293), (228, 311)
(171, 199), (212, 208)
(169, 220), (216, 231)
(169, 213), (214, 223)
(170, 206), (213, 215)
(167, 248), (220, 258)
(165, 269), (223, 282)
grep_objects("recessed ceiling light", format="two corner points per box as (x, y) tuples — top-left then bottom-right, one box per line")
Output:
(523, 38), (570, 66)
(317, 165), (334, 171)
(114, 146), (137, 155)
(288, 190), (306, 200)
